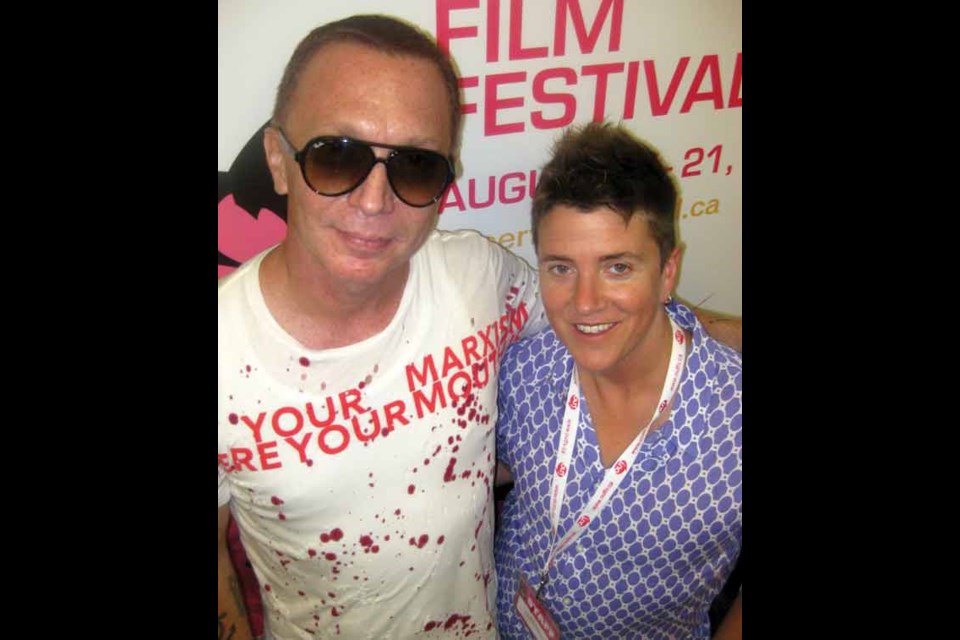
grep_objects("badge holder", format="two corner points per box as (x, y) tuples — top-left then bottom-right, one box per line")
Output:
(514, 573), (561, 640)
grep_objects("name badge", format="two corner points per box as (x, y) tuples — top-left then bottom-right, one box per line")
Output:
(514, 573), (561, 640)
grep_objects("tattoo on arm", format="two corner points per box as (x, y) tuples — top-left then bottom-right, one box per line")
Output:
(218, 611), (236, 640)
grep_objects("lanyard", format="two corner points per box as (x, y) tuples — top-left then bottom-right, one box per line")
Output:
(539, 317), (687, 592)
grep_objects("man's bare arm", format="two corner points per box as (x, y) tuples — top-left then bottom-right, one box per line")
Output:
(219, 505), (253, 640)
(712, 591), (742, 640)
(690, 305), (742, 353)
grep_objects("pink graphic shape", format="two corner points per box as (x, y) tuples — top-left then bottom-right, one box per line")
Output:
(218, 195), (287, 279)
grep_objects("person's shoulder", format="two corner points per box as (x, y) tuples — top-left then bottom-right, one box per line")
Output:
(501, 325), (570, 386)
(428, 228), (529, 269)
(218, 247), (271, 300)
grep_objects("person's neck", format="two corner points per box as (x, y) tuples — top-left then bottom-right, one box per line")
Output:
(260, 242), (410, 350)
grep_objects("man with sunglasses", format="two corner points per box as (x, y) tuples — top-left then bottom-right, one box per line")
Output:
(218, 14), (742, 640)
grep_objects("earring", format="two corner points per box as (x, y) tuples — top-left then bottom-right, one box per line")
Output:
(664, 295), (673, 305)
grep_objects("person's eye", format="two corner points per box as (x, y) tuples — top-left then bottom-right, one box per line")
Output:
(608, 262), (632, 276)
(546, 264), (571, 276)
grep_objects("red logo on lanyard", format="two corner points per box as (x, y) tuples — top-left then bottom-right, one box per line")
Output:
(614, 460), (627, 474)
(555, 463), (567, 477)
(675, 329), (684, 344)
(568, 395), (579, 410)
(577, 516), (590, 527)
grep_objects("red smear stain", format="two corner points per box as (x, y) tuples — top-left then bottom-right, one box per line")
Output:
(307, 459), (314, 466)
(308, 549), (317, 558)
(359, 535), (374, 549)
(298, 590), (306, 596)
(394, 509), (401, 516)
(314, 615), (320, 621)
(368, 483), (374, 488)
(332, 567), (340, 574)
(271, 496), (285, 505)
(432, 445), (442, 457)
(321, 382), (327, 390)
(328, 592), (336, 598)
(264, 584), (272, 592)
(372, 545), (379, 552)
(474, 520), (483, 538)
(331, 607), (340, 617)
(228, 413), (239, 425)
(412, 468), (417, 473)
(384, 535), (390, 541)
(457, 419), (467, 428)
(358, 380), (365, 390)
(456, 435), (462, 442)
(448, 436), (454, 445)
(471, 544), (476, 551)
(299, 357), (310, 367)
(281, 559), (291, 567)
(408, 485), (415, 494)
(410, 567), (415, 571)
(330, 528), (344, 541)
(275, 550), (284, 556)
(425, 621), (438, 631)
(483, 572), (491, 588)
(444, 458), (458, 482)
(453, 446), (460, 453)
(408, 534), (429, 549)
(459, 561), (465, 566)
(461, 470), (471, 478)
(423, 458), (430, 466)
(437, 535), (445, 545)
(320, 533), (330, 543)
(279, 513), (286, 520)
(246, 365), (252, 372)
(325, 553), (337, 561)
(469, 408), (477, 421)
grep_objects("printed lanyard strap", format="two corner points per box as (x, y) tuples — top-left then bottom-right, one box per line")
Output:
(543, 317), (687, 577)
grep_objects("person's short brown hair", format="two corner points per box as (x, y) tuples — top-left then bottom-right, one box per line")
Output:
(271, 15), (462, 156)
(532, 122), (678, 267)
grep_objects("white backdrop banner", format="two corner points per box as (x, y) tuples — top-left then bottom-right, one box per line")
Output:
(218, 0), (741, 314)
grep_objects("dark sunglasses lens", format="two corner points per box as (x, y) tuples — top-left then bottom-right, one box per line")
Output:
(389, 151), (451, 206)
(304, 140), (374, 196)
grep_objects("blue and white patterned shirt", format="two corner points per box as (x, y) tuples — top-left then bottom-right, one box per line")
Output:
(494, 301), (741, 639)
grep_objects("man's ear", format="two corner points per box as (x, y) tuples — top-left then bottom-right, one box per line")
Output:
(263, 127), (290, 196)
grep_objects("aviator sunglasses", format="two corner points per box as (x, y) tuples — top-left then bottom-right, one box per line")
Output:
(275, 128), (455, 208)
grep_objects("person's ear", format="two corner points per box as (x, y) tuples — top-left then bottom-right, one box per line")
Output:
(660, 245), (683, 303)
(263, 127), (290, 196)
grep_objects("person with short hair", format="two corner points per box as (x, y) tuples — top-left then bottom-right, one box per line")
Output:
(218, 15), (742, 639)
(494, 122), (742, 639)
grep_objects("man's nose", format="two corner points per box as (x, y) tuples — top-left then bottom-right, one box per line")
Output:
(347, 159), (394, 216)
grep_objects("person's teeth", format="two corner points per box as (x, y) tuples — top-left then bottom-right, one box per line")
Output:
(576, 323), (613, 334)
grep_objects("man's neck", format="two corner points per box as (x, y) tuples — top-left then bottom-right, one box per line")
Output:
(259, 243), (410, 350)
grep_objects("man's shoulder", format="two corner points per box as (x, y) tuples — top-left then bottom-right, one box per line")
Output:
(423, 229), (530, 270)
(218, 247), (270, 300)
